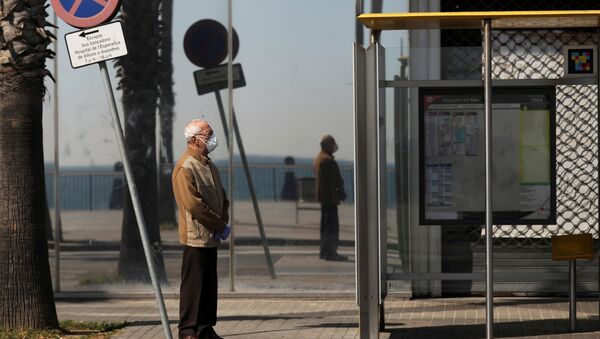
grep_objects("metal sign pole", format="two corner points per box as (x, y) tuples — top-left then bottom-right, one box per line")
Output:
(52, 11), (61, 293)
(355, 0), (364, 46)
(569, 259), (577, 331)
(597, 26), (600, 331)
(483, 19), (494, 339)
(355, 34), (382, 339)
(213, 90), (276, 279)
(98, 61), (172, 339)
(227, 0), (236, 293)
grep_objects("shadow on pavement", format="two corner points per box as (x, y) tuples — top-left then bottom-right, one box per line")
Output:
(382, 297), (592, 314)
(385, 319), (600, 338)
(301, 323), (359, 328)
(127, 320), (179, 326)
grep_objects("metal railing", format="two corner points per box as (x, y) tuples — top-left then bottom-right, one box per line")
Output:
(45, 170), (123, 211)
(44, 163), (362, 210)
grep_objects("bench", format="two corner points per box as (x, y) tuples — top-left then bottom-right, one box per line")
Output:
(295, 177), (320, 223)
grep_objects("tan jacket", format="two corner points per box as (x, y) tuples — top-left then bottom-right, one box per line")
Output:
(172, 147), (229, 247)
(314, 150), (346, 205)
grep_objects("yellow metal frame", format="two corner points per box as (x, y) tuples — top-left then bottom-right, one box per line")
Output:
(358, 10), (600, 30)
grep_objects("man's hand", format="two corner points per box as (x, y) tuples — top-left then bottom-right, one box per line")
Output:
(214, 224), (231, 241)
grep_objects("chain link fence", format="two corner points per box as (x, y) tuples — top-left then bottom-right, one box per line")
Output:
(442, 27), (599, 248)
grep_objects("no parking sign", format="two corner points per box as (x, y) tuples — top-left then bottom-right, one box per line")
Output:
(51, 0), (127, 68)
(51, 0), (121, 28)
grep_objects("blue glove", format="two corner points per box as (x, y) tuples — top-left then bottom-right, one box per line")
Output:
(214, 224), (231, 241)
(220, 224), (231, 240)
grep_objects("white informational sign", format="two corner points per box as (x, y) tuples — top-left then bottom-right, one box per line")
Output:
(420, 87), (556, 225)
(425, 163), (453, 207)
(65, 21), (128, 69)
(520, 185), (551, 219)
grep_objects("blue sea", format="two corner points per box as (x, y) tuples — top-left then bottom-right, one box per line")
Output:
(44, 155), (397, 211)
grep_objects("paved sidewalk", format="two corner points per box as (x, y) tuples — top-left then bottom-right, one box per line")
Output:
(56, 297), (600, 338)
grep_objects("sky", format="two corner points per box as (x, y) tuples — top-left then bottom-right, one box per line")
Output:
(43, 0), (407, 167)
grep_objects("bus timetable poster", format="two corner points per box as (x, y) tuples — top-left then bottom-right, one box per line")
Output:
(419, 87), (556, 225)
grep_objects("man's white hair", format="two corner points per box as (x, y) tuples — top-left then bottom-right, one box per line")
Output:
(184, 119), (207, 143)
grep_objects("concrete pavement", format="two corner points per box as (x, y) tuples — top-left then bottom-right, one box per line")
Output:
(48, 202), (364, 293)
(49, 202), (600, 337)
(55, 297), (600, 338)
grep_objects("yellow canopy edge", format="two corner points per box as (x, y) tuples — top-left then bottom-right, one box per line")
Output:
(358, 10), (600, 30)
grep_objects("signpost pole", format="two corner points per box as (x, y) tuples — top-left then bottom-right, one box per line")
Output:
(227, 0), (236, 293)
(214, 90), (276, 279)
(597, 27), (600, 331)
(98, 61), (173, 339)
(483, 19), (494, 339)
(569, 259), (577, 331)
(52, 11), (61, 294)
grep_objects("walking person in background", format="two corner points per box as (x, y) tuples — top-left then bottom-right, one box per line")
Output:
(280, 156), (298, 201)
(314, 134), (348, 261)
(173, 119), (231, 339)
(108, 162), (124, 209)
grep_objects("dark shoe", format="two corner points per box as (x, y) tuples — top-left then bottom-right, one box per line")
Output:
(320, 250), (334, 259)
(181, 335), (199, 339)
(198, 326), (223, 339)
(197, 326), (211, 339)
(208, 327), (224, 339)
(325, 253), (348, 261)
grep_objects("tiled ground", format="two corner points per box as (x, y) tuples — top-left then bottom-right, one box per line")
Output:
(56, 297), (600, 338)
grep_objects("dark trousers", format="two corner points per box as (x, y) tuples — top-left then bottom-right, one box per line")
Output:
(178, 246), (218, 338)
(320, 204), (339, 257)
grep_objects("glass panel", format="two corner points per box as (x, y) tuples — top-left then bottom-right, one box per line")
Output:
(378, 7), (599, 336)
(177, 1), (233, 294)
(49, 0), (360, 294)
(382, 25), (599, 300)
(48, 0), (133, 288)
(48, 0), (230, 293)
(382, 28), (487, 298)
(230, 0), (356, 292)
(381, 34), (483, 81)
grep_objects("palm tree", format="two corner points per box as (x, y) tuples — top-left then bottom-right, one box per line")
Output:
(0, 0), (59, 328)
(115, 0), (167, 282)
(158, 0), (176, 228)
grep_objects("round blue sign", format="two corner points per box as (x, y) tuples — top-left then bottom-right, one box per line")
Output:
(183, 19), (239, 69)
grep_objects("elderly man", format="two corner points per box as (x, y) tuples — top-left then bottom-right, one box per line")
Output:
(173, 119), (230, 339)
(314, 134), (347, 261)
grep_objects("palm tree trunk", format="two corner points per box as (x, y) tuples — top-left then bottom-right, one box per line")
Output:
(158, 0), (176, 227)
(116, 0), (167, 283)
(0, 0), (57, 328)
(0, 77), (58, 328)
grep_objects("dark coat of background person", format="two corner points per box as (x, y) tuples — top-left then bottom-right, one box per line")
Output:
(280, 156), (298, 201)
(314, 147), (347, 261)
(109, 162), (124, 209)
(314, 151), (345, 205)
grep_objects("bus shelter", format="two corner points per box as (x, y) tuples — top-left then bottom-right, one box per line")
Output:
(353, 10), (600, 338)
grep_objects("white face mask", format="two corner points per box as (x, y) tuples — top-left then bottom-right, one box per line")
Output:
(202, 134), (218, 153)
